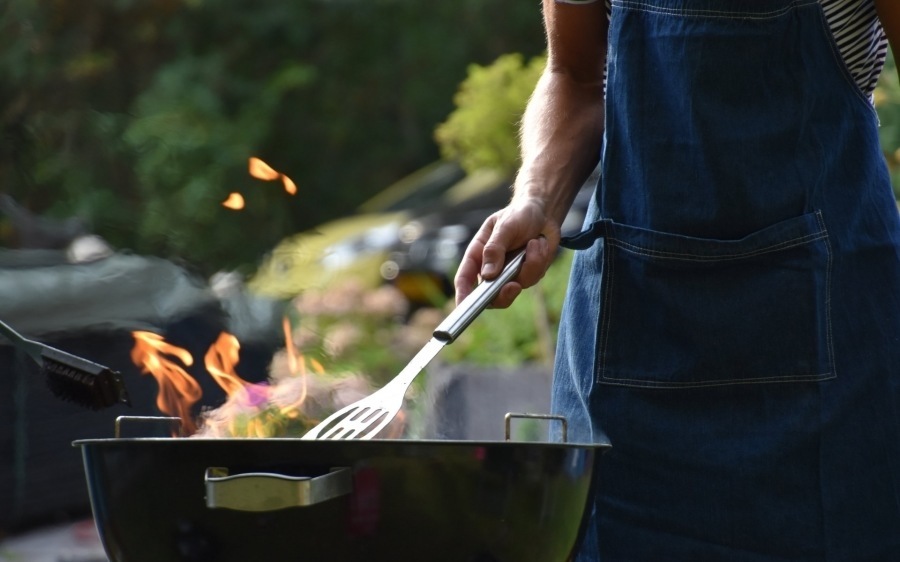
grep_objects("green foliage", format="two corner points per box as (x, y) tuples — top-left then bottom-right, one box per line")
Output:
(0, 0), (545, 273)
(278, 248), (574, 388)
(439, 250), (574, 366)
(876, 50), (900, 196)
(119, 54), (314, 269)
(435, 53), (546, 176)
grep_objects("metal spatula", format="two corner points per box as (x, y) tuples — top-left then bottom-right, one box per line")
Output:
(302, 247), (527, 440)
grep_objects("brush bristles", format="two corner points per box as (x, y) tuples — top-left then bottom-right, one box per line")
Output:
(41, 347), (131, 410)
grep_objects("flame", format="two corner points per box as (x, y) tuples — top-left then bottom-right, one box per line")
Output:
(197, 318), (336, 438)
(281, 316), (307, 410)
(222, 192), (245, 210)
(249, 156), (297, 196)
(204, 332), (248, 396)
(129, 324), (402, 439)
(131, 331), (202, 435)
(282, 174), (297, 195)
(248, 156), (280, 181)
(183, 321), (320, 438)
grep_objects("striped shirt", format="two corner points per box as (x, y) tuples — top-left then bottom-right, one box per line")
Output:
(820, 0), (888, 98)
(558, 0), (888, 99)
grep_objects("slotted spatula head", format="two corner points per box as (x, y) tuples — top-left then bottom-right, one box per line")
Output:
(300, 380), (405, 440)
(302, 248), (527, 440)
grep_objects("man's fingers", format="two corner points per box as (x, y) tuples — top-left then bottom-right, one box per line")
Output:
(517, 236), (551, 289)
(454, 218), (495, 304)
(454, 253), (481, 304)
(488, 282), (522, 309)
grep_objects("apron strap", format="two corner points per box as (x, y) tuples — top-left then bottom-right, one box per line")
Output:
(560, 218), (611, 250)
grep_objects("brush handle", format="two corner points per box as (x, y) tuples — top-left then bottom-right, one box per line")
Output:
(0, 319), (45, 364)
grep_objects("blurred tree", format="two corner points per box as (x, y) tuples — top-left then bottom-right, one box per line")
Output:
(6, 0), (896, 275)
(876, 50), (900, 197)
(435, 53), (546, 176)
(0, 0), (545, 273)
(437, 50), (900, 191)
(437, 49), (900, 196)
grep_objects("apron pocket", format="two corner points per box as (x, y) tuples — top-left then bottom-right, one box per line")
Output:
(597, 210), (834, 388)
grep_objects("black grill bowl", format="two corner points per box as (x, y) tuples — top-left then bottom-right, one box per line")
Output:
(74, 437), (606, 562)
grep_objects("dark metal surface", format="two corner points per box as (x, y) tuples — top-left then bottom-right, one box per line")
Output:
(74, 438), (606, 562)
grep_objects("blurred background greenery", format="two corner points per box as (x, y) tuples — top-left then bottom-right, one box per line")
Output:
(2, 1), (900, 375)
(878, 52), (900, 188)
(2, 1), (899, 275)
(0, 0), (544, 275)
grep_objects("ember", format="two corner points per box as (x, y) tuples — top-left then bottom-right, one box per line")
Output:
(221, 192), (245, 210)
(222, 157), (296, 213)
(247, 156), (280, 181)
(248, 156), (297, 195)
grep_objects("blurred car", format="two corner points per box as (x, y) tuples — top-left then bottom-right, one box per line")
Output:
(378, 170), (510, 305)
(381, 169), (599, 307)
(247, 160), (471, 299)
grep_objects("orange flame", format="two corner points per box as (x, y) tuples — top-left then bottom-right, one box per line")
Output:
(282, 174), (297, 195)
(189, 320), (329, 437)
(204, 332), (249, 396)
(222, 192), (245, 210)
(282, 317), (306, 403)
(129, 325), (401, 439)
(249, 156), (297, 196)
(278, 316), (326, 414)
(131, 331), (202, 435)
(248, 156), (280, 181)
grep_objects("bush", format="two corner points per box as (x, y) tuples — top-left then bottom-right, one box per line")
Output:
(875, 51), (900, 197)
(435, 53), (546, 176)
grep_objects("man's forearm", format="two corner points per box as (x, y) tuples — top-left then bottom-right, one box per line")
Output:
(514, 68), (605, 226)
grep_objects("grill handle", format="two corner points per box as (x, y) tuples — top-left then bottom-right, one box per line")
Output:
(505, 412), (568, 443)
(205, 467), (352, 511)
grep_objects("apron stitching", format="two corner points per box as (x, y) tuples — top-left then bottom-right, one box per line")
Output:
(600, 372), (836, 388)
(605, 231), (827, 261)
(815, 210), (837, 378)
(599, 241), (616, 382)
(612, 0), (819, 20)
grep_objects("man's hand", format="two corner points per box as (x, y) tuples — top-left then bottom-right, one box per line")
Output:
(454, 197), (559, 308)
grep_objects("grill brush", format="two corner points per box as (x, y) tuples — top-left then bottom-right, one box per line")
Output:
(0, 318), (131, 410)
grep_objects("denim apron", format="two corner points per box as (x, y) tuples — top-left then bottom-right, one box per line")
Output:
(552, 0), (900, 560)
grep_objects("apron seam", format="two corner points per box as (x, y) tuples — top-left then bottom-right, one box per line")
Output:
(611, 0), (819, 20)
(599, 241), (615, 383)
(600, 372), (837, 388)
(605, 231), (828, 261)
(815, 210), (837, 379)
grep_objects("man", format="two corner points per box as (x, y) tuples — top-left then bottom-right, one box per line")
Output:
(456, 0), (900, 559)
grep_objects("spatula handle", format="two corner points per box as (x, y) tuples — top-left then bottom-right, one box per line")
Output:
(432, 247), (527, 343)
